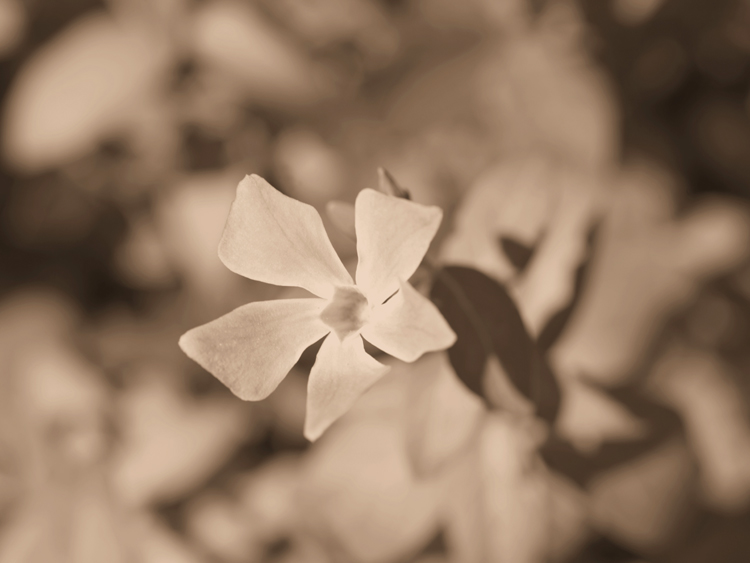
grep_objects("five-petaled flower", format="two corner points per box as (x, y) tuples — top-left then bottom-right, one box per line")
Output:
(179, 175), (456, 440)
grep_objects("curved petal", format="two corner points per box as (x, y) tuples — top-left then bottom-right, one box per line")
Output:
(361, 279), (456, 362)
(219, 175), (353, 299)
(179, 298), (330, 400)
(355, 188), (442, 304)
(304, 333), (390, 441)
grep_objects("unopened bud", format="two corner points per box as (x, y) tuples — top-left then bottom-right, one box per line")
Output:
(377, 167), (410, 199)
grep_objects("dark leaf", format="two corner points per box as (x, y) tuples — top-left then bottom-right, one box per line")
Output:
(413, 529), (448, 559)
(182, 123), (227, 171)
(430, 266), (560, 422)
(537, 222), (600, 351)
(498, 236), (535, 272)
(669, 511), (750, 563)
(568, 535), (646, 563)
(540, 385), (684, 487)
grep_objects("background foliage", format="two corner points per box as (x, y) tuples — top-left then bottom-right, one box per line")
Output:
(1, 0), (750, 562)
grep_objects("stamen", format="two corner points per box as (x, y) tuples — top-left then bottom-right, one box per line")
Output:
(320, 286), (370, 340)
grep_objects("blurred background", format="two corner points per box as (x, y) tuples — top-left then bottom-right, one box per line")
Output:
(1, 0), (750, 561)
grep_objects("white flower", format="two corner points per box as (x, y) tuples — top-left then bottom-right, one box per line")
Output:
(179, 175), (456, 440)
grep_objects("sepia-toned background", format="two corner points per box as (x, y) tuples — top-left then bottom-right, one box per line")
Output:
(1, 0), (750, 561)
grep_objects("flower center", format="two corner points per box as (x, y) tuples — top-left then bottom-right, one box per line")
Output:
(320, 286), (370, 340)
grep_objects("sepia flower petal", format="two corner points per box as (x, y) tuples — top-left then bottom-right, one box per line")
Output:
(179, 298), (330, 401)
(355, 188), (442, 305)
(304, 333), (390, 441)
(218, 175), (353, 299)
(361, 279), (456, 362)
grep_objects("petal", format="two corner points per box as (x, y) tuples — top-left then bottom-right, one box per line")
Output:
(179, 298), (330, 400)
(304, 333), (390, 441)
(361, 279), (456, 362)
(219, 175), (353, 299)
(355, 188), (442, 304)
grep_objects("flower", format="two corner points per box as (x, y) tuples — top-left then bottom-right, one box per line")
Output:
(179, 175), (456, 440)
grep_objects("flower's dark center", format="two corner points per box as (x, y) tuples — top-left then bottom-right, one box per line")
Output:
(320, 286), (369, 340)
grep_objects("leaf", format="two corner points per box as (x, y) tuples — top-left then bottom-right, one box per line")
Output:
(0, 0), (24, 58)
(439, 157), (603, 337)
(498, 236), (535, 272)
(192, 1), (330, 107)
(571, 535), (644, 563)
(300, 407), (442, 563)
(429, 266), (560, 422)
(157, 171), (239, 298)
(443, 414), (559, 563)
(2, 11), (167, 171)
(554, 378), (648, 454)
(588, 438), (697, 554)
(540, 385), (683, 487)
(537, 222), (599, 351)
(477, 415), (551, 563)
(110, 367), (253, 507)
(477, 25), (618, 170)
(404, 353), (484, 476)
(550, 163), (750, 386)
(439, 157), (553, 285)
(652, 346), (750, 511)
(325, 200), (356, 238)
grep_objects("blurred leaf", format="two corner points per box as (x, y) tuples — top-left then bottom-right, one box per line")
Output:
(261, 0), (398, 67)
(443, 414), (558, 563)
(667, 511), (750, 563)
(181, 124), (227, 171)
(440, 158), (603, 337)
(133, 511), (208, 563)
(184, 491), (254, 562)
(2, 10), (168, 171)
(0, 0), (24, 57)
(157, 171), (239, 300)
(411, 530), (448, 561)
(481, 354), (535, 417)
(555, 378), (648, 454)
(185, 454), (303, 562)
(440, 158), (553, 285)
(588, 438), (697, 554)
(498, 236), (535, 272)
(546, 472), (592, 561)
(537, 222), (599, 351)
(550, 163), (750, 386)
(611, 0), (665, 26)
(430, 266), (560, 422)
(568, 535), (644, 563)
(651, 346), (750, 511)
(404, 353), (484, 476)
(477, 17), (619, 170)
(191, 1), (331, 107)
(0, 172), (134, 311)
(541, 385), (683, 487)
(113, 214), (176, 290)
(301, 412), (441, 563)
(111, 368), (253, 508)
(273, 128), (347, 204)
(325, 200), (356, 239)
(509, 172), (603, 336)
(0, 480), (132, 563)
